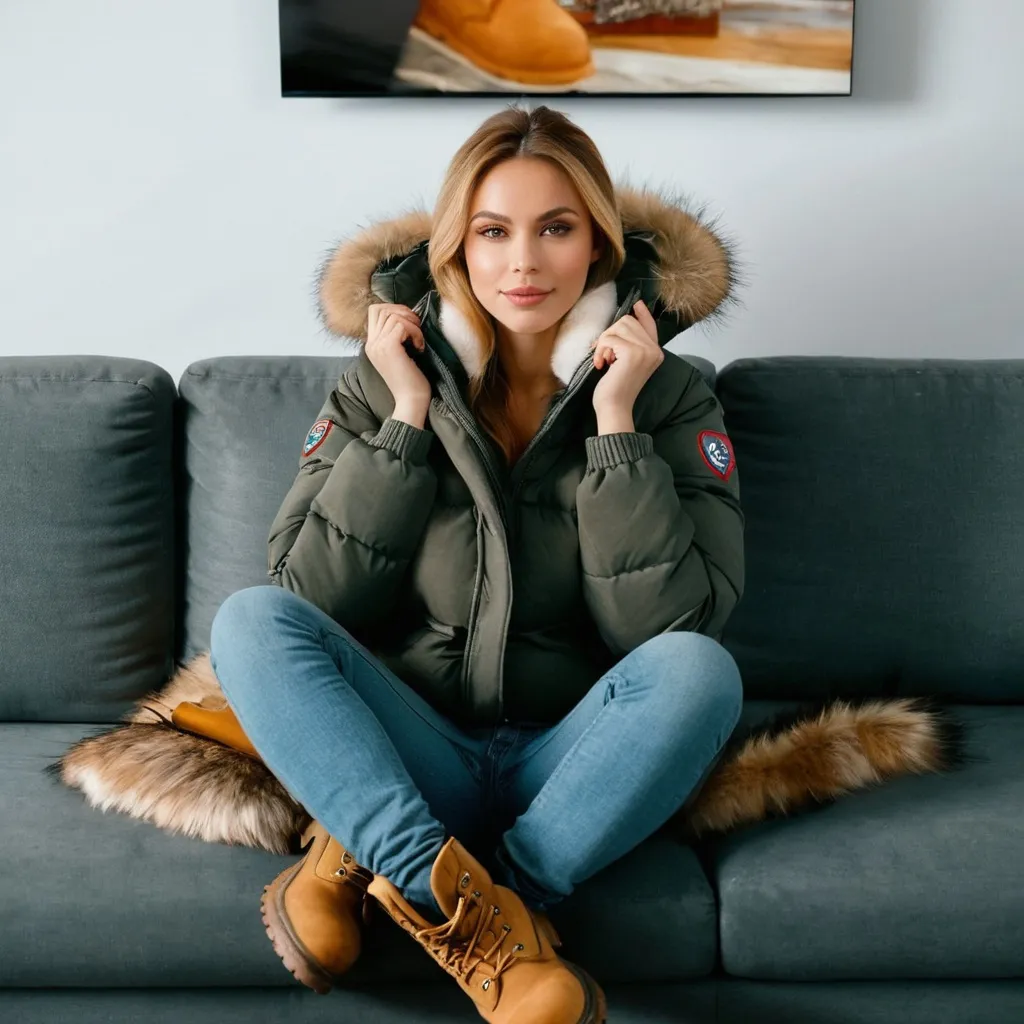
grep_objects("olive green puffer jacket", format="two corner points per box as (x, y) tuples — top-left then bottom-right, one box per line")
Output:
(267, 185), (745, 728)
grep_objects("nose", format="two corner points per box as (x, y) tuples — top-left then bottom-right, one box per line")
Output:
(511, 235), (540, 274)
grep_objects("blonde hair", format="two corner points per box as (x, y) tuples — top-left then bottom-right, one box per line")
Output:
(428, 104), (625, 467)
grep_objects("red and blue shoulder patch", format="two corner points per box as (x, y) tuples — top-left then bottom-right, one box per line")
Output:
(697, 430), (736, 480)
(302, 418), (332, 456)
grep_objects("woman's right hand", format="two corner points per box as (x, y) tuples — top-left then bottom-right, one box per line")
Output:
(365, 303), (433, 411)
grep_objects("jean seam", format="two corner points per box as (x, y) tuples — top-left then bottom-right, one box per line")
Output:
(488, 727), (521, 805)
(507, 676), (619, 821)
(502, 669), (620, 775)
(316, 625), (478, 757)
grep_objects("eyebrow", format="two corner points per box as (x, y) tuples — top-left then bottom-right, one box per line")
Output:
(469, 206), (579, 224)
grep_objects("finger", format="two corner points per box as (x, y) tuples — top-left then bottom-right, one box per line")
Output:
(633, 300), (659, 341)
(384, 308), (422, 331)
(614, 316), (656, 348)
(372, 304), (421, 329)
(386, 317), (425, 350)
(591, 329), (623, 364)
(599, 322), (639, 348)
(389, 305), (421, 321)
(382, 308), (419, 328)
(385, 315), (423, 343)
(384, 312), (423, 340)
(375, 302), (419, 316)
(618, 315), (650, 342)
(633, 299), (655, 326)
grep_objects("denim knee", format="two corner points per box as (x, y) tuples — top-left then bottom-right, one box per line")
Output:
(633, 630), (744, 728)
(208, 584), (323, 677)
(210, 584), (289, 647)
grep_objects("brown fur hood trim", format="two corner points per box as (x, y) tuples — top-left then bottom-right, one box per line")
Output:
(45, 652), (972, 855)
(316, 183), (740, 344)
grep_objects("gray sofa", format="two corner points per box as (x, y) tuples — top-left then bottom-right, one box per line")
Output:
(3, 352), (1022, 1023)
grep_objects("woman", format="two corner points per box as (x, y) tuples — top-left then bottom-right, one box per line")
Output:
(209, 103), (744, 1024)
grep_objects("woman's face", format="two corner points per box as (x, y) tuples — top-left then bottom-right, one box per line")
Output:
(462, 156), (602, 339)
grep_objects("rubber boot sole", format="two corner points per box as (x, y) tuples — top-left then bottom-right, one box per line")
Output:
(562, 958), (608, 1023)
(260, 857), (352, 995)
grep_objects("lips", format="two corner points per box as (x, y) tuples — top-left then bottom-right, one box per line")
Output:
(503, 289), (551, 307)
(504, 288), (550, 296)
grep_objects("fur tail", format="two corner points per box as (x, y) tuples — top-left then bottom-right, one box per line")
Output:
(41, 651), (312, 855)
(673, 694), (977, 841)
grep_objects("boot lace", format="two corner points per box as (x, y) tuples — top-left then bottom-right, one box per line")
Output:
(413, 885), (523, 984)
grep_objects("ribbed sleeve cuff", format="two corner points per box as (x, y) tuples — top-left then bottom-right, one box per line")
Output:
(585, 431), (654, 471)
(367, 416), (434, 463)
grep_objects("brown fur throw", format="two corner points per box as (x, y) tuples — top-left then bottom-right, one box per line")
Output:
(45, 652), (972, 855)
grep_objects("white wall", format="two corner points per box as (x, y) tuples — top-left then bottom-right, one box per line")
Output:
(1, 0), (1021, 385)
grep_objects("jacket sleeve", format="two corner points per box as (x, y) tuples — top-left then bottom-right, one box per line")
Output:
(575, 361), (745, 658)
(266, 366), (438, 630)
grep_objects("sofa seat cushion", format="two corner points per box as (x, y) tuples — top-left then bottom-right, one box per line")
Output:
(9, 723), (716, 987)
(706, 702), (1023, 980)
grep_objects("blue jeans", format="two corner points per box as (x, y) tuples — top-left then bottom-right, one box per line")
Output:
(209, 585), (743, 915)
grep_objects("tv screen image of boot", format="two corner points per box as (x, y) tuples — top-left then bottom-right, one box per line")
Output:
(279, 0), (855, 97)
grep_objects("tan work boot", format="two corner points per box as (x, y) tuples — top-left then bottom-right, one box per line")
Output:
(413, 0), (595, 90)
(367, 836), (607, 1022)
(260, 819), (375, 994)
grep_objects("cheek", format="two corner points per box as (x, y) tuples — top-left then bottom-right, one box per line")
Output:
(552, 237), (596, 283)
(464, 240), (503, 284)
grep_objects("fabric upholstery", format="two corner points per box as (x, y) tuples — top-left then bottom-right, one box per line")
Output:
(717, 357), (1024, 702)
(708, 703), (1023, 979)
(0, 357), (176, 722)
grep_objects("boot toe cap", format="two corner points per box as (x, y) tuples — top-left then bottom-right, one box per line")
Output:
(496, 960), (601, 1022)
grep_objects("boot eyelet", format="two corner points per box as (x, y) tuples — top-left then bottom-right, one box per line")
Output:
(492, 906), (500, 915)
(460, 872), (471, 888)
(342, 853), (352, 864)
(472, 889), (481, 898)
(502, 924), (511, 932)
(514, 943), (524, 952)
(334, 867), (347, 876)
(482, 979), (491, 991)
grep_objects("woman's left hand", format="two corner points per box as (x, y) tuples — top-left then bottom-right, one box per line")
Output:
(590, 299), (664, 413)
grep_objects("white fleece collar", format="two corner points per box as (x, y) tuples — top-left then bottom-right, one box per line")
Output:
(436, 280), (620, 387)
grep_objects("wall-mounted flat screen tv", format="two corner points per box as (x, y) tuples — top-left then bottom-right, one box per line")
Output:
(279, 1), (855, 97)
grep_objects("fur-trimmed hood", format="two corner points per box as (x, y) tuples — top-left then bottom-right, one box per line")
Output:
(315, 184), (739, 387)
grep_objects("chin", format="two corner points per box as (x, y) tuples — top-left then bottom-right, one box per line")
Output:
(497, 311), (561, 335)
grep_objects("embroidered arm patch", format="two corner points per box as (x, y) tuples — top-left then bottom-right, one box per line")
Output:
(698, 429), (736, 480)
(302, 418), (332, 456)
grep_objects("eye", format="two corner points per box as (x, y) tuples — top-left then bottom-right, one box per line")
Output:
(477, 222), (572, 239)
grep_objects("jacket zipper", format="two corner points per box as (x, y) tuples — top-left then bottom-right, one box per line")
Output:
(416, 292), (511, 534)
(508, 284), (643, 516)
(414, 283), (641, 718)
(461, 506), (485, 694)
(415, 291), (509, 712)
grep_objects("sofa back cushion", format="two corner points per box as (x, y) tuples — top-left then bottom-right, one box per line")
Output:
(717, 356), (1024, 702)
(0, 357), (176, 721)
(177, 356), (353, 662)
